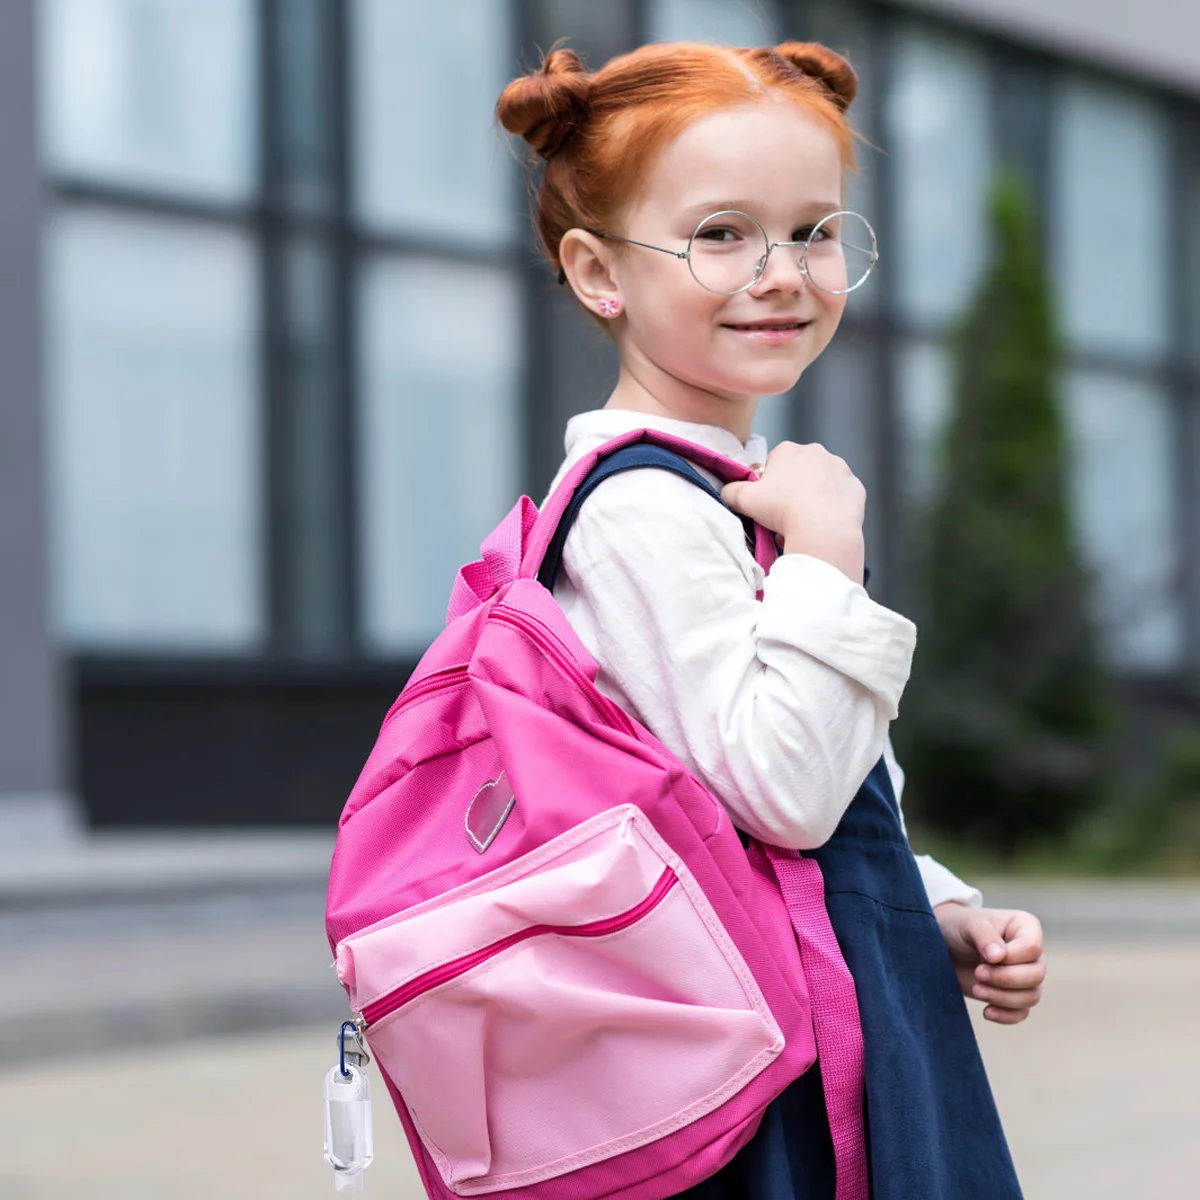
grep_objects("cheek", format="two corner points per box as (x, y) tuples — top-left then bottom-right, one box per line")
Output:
(628, 269), (726, 353)
(810, 294), (848, 353)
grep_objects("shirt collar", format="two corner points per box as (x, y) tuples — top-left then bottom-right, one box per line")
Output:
(563, 408), (769, 468)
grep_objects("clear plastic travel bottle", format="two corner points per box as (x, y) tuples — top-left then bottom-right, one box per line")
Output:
(324, 1060), (374, 1192)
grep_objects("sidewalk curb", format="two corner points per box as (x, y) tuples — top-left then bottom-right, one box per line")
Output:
(977, 878), (1200, 940)
(0, 832), (334, 909)
(0, 984), (348, 1068)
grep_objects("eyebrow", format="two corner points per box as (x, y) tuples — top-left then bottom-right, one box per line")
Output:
(680, 199), (843, 221)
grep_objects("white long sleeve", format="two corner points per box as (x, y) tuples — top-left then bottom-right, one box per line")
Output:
(545, 409), (980, 906)
(884, 738), (983, 909)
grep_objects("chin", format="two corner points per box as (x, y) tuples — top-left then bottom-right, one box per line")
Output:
(723, 365), (807, 398)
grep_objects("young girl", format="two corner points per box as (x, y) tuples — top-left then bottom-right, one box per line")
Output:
(497, 40), (1046, 1199)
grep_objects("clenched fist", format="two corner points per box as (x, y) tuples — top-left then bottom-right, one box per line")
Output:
(721, 441), (867, 584)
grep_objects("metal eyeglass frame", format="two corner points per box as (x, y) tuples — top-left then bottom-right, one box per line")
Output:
(583, 208), (879, 296)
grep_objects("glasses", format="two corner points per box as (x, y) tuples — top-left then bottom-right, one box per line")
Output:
(590, 209), (879, 296)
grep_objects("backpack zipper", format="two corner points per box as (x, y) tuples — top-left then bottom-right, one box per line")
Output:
(380, 665), (470, 730)
(490, 604), (723, 833)
(491, 606), (636, 736)
(356, 865), (678, 1029)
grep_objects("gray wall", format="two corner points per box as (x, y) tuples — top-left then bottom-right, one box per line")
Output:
(0, 0), (69, 834)
(889, 0), (1200, 95)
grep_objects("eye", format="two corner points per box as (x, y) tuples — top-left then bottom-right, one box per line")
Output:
(694, 225), (743, 244)
(793, 224), (835, 243)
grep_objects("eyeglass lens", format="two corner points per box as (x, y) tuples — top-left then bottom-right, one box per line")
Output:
(687, 210), (876, 295)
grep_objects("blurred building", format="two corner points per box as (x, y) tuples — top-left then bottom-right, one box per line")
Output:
(1, 0), (1197, 832)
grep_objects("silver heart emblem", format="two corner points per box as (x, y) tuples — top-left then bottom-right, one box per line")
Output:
(465, 769), (516, 854)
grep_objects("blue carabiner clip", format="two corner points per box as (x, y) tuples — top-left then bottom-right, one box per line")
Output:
(339, 1020), (359, 1078)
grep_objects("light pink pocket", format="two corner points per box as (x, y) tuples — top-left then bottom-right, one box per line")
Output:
(336, 806), (783, 1195)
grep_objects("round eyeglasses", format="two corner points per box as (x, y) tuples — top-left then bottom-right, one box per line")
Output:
(590, 209), (879, 296)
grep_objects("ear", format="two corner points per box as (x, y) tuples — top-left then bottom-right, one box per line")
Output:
(559, 229), (622, 317)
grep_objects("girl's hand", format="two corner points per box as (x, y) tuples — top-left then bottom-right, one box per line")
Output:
(933, 903), (1046, 1025)
(720, 442), (866, 585)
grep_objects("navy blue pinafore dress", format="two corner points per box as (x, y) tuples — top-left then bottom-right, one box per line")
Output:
(543, 444), (1024, 1200)
(677, 756), (1024, 1200)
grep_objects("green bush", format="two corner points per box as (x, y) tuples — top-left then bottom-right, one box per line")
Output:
(1077, 725), (1200, 874)
(898, 173), (1113, 855)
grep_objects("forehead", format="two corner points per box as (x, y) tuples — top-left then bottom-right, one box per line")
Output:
(636, 102), (843, 219)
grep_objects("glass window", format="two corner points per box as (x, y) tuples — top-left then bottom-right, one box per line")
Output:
(46, 208), (262, 649)
(537, 287), (620, 491)
(886, 24), (993, 329)
(277, 237), (347, 651)
(38, 0), (257, 202)
(802, 1), (880, 313)
(273, 0), (336, 214)
(754, 390), (791, 449)
(350, 0), (516, 246)
(1065, 371), (1184, 669)
(358, 258), (523, 654)
(799, 0), (879, 207)
(804, 337), (885, 587)
(649, 0), (776, 44)
(807, 338), (878, 496)
(895, 338), (952, 510)
(529, 0), (635, 66)
(1052, 75), (1170, 361)
(1184, 132), (1200, 370)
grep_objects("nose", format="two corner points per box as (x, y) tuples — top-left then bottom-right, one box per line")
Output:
(749, 242), (808, 295)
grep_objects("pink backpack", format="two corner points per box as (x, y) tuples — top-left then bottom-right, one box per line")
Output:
(326, 428), (867, 1200)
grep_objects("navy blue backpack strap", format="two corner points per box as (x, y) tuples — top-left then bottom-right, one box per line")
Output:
(537, 442), (871, 593)
(537, 444), (753, 592)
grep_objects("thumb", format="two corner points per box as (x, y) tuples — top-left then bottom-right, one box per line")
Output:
(968, 915), (1009, 965)
(720, 479), (752, 512)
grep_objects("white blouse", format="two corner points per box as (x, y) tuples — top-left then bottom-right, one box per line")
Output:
(544, 408), (981, 910)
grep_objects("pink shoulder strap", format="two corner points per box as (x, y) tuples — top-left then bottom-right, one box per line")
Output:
(765, 847), (869, 1200)
(518, 427), (777, 579)
(447, 429), (772, 623)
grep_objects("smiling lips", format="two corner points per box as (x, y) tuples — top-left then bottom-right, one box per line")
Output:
(725, 320), (808, 330)
(723, 318), (811, 337)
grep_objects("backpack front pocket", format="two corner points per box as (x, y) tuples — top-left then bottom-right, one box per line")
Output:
(336, 805), (783, 1195)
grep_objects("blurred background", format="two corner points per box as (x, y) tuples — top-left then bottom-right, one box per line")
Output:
(0, 0), (1198, 1196)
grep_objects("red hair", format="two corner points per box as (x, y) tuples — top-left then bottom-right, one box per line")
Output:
(496, 41), (860, 279)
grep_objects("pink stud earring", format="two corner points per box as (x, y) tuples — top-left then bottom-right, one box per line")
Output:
(597, 298), (622, 318)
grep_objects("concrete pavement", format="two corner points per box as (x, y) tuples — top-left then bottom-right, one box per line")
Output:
(0, 831), (342, 1065)
(0, 940), (1196, 1198)
(2, 831), (1198, 1195)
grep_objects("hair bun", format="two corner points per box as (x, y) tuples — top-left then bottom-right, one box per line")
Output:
(497, 45), (591, 159)
(771, 42), (858, 111)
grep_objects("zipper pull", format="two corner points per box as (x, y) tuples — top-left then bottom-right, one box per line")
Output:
(324, 1020), (374, 1192)
(350, 1012), (371, 1065)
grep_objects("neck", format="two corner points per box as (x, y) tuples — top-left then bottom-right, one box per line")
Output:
(603, 356), (758, 445)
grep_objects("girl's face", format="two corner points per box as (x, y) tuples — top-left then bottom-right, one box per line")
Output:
(606, 102), (849, 420)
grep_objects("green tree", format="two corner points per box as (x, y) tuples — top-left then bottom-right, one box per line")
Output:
(899, 173), (1112, 854)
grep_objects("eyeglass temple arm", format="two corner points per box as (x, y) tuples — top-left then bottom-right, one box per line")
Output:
(592, 231), (688, 259)
(556, 232), (686, 285)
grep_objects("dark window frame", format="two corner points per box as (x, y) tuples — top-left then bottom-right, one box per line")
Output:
(41, 0), (1200, 827)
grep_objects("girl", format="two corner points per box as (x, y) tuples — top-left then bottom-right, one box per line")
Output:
(497, 40), (1045, 1200)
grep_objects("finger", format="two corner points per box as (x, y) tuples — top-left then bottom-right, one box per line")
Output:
(983, 1005), (1030, 1026)
(976, 957), (1047, 990)
(964, 916), (1009, 965)
(954, 963), (977, 997)
(971, 982), (1043, 1010)
(999, 913), (1045, 965)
